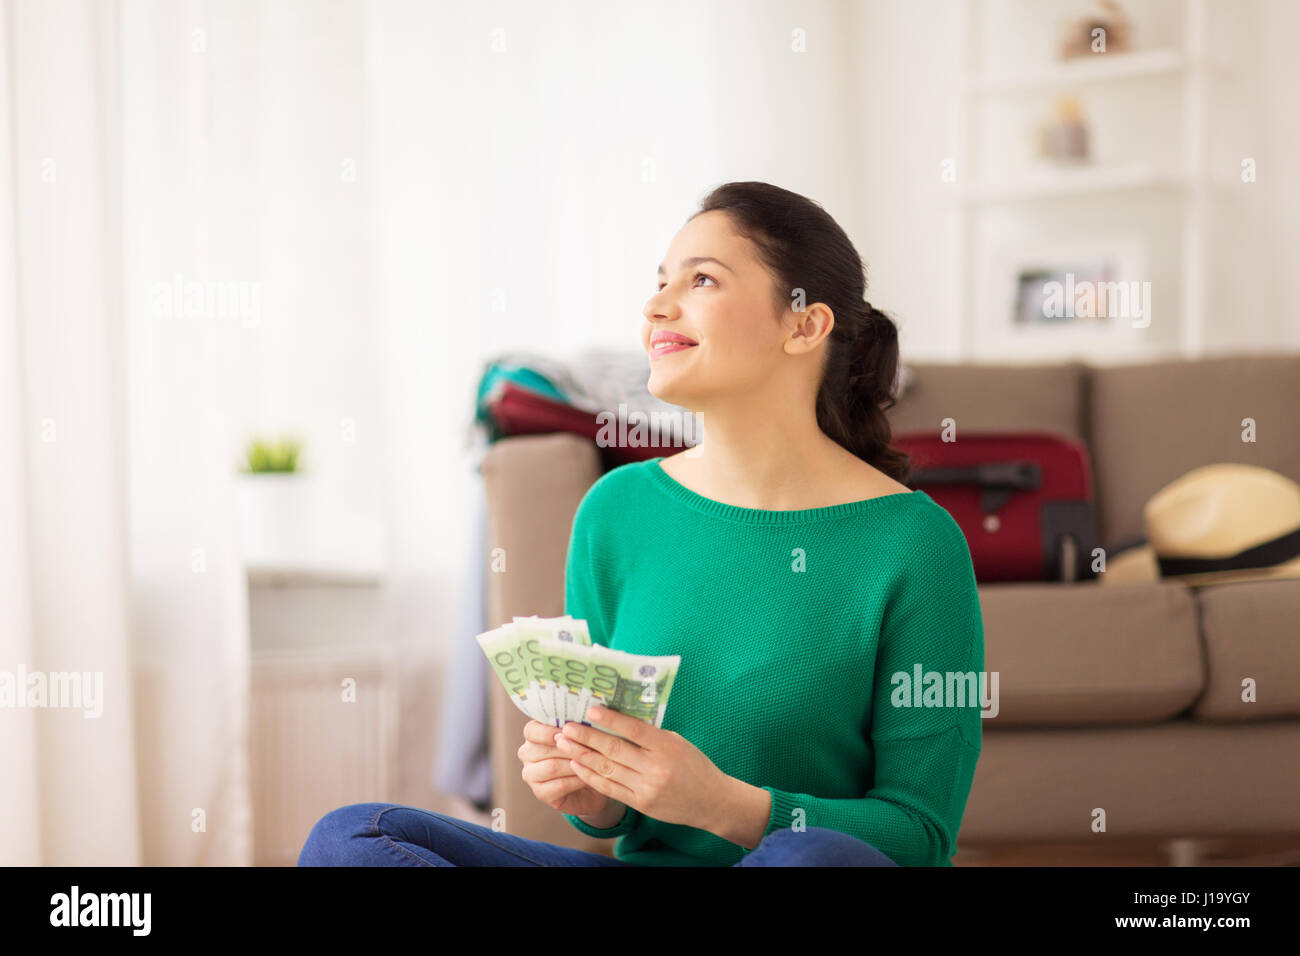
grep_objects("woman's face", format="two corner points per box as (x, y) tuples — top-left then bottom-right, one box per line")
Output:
(641, 210), (792, 411)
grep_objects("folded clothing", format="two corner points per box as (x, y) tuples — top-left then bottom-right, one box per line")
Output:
(475, 348), (700, 463)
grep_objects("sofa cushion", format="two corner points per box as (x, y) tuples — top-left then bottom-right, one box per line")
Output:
(977, 580), (1203, 727)
(1088, 355), (1300, 551)
(1190, 578), (1300, 722)
(886, 361), (1087, 442)
(961, 720), (1300, 842)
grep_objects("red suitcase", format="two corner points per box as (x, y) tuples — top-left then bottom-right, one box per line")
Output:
(892, 430), (1099, 583)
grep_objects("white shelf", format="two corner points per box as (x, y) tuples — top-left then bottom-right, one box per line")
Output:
(235, 474), (387, 585)
(966, 48), (1184, 96)
(245, 563), (385, 586)
(960, 164), (1186, 203)
(242, 517), (388, 584)
(953, 0), (1214, 361)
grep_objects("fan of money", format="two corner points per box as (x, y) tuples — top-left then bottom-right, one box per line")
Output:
(476, 615), (680, 741)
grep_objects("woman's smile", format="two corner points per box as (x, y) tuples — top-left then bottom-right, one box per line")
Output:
(649, 342), (695, 359)
(648, 328), (699, 359)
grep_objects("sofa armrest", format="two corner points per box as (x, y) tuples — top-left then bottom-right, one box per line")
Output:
(479, 433), (614, 854)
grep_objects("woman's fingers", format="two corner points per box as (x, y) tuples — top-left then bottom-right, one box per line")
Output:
(539, 774), (587, 798)
(557, 721), (650, 773)
(516, 737), (566, 763)
(555, 735), (640, 795)
(537, 774), (602, 813)
(519, 730), (600, 763)
(522, 719), (562, 744)
(519, 727), (615, 814)
(521, 756), (580, 785)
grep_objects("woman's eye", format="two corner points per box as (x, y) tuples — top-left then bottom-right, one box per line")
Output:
(657, 273), (715, 292)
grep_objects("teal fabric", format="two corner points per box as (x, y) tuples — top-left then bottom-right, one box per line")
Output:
(475, 362), (570, 440)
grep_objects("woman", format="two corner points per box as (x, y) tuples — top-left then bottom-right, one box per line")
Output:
(298, 181), (984, 867)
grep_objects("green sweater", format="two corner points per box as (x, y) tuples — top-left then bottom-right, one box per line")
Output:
(562, 457), (985, 866)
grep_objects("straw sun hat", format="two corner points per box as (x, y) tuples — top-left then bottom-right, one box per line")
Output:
(1101, 463), (1300, 587)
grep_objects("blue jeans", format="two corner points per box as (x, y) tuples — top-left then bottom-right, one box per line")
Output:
(297, 802), (899, 867)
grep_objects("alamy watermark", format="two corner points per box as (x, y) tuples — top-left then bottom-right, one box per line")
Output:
(595, 404), (704, 448)
(891, 664), (999, 718)
(0, 666), (103, 718)
(50, 886), (150, 936)
(1041, 273), (1151, 328)
(151, 274), (261, 328)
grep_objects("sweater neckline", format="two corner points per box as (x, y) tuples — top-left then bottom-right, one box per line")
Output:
(644, 456), (927, 526)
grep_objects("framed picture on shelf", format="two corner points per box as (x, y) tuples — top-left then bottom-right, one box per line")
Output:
(972, 236), (1160, 361)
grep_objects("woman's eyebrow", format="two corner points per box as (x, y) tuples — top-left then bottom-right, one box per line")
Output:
(657, 256), (734, 276)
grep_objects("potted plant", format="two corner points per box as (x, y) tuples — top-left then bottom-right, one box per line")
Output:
(234, 434), (322, 571)
(242, 436), (302, 476)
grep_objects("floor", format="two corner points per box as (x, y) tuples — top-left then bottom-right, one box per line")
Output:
(428, 790), (1300, 866)
(954, 834), (1300, 866)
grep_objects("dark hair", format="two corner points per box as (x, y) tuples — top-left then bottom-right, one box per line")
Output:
(691, 181), (912, 485)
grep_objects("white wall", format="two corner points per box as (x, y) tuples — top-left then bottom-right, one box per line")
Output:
(847, 0), (1300, 360)
(1215, 0), (1300, 351)
(842, 0), (967, 359)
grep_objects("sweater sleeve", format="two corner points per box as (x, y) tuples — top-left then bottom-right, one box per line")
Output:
(560, 483), (643, 838)
(745, 510), (985, 866)
(564, 802), (640, 838)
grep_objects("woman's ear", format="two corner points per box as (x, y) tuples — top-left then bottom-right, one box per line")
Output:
(784, 303), (835, 355)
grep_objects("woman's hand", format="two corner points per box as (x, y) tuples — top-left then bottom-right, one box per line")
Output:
(517, 718), (616, 818)
(556, 704), (727, 830)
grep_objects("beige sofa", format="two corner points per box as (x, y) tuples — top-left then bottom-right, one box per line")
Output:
(478, 354), (1300, 859)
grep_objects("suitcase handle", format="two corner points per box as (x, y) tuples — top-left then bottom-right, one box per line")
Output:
(910, 461), (1042, 513)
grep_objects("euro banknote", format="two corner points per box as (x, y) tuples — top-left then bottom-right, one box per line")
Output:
(475, 615), (679, 740)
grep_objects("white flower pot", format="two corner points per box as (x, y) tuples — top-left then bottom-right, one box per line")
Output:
(235, 473), (324, 571)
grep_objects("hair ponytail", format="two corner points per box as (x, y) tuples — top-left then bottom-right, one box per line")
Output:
(838, 301), (912, 484)
(692, 183), (913, 485)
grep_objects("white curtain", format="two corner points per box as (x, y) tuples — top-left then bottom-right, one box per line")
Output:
(1, 0), (142, 867)
(0, 0), (251, 866)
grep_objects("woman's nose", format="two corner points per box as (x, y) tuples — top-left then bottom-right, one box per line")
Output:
(644, 292), (675, 321)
